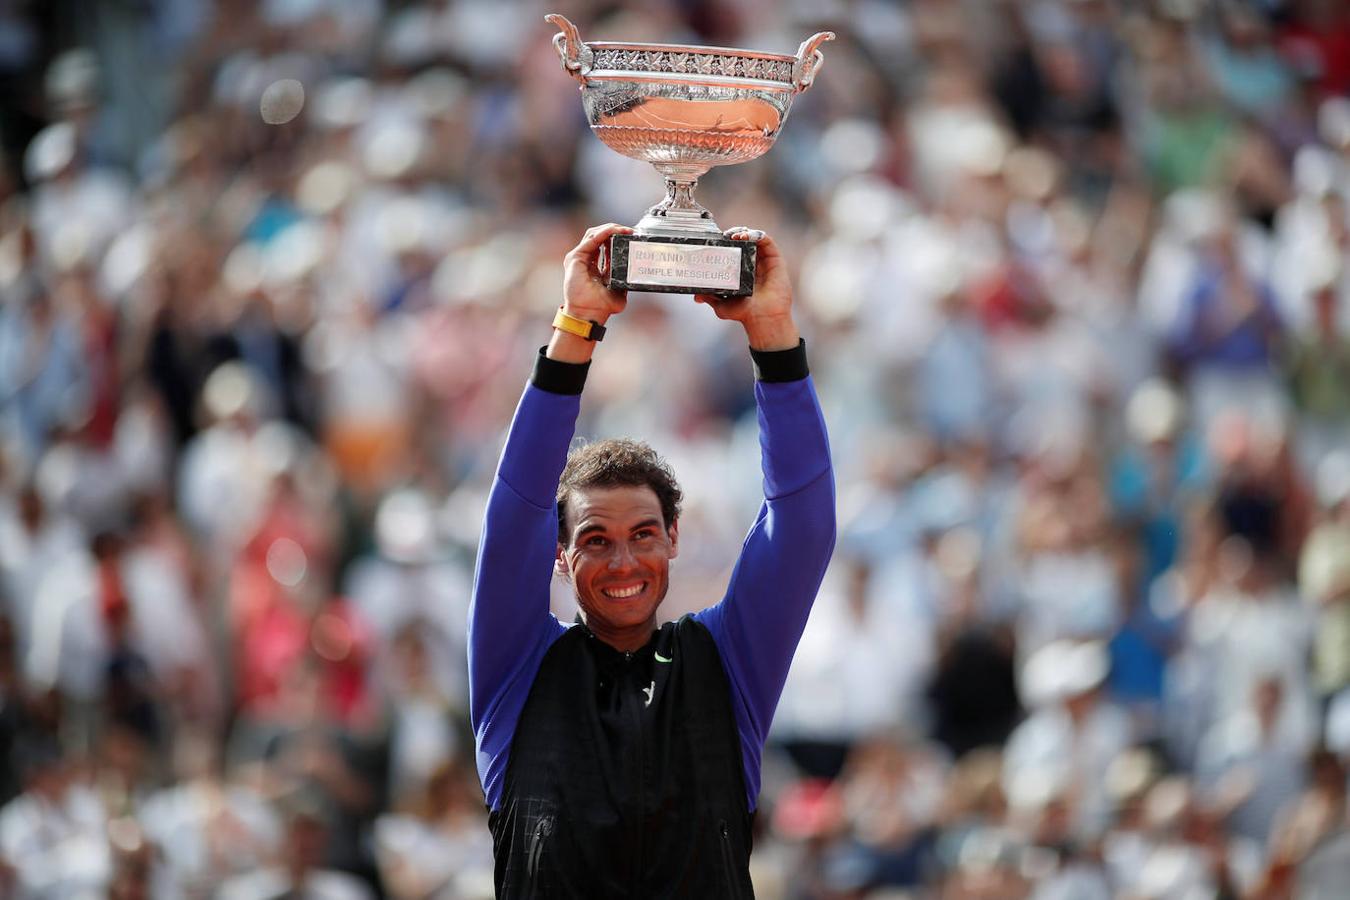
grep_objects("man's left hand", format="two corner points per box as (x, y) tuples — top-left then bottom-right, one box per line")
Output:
(694, 229), (800, 351)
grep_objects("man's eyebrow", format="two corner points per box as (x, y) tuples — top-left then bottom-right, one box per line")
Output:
(574, 518), (662, 538)
(574, 522), (609, 539)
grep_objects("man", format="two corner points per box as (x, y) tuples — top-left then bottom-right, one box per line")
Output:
(469, 223), (835, 897)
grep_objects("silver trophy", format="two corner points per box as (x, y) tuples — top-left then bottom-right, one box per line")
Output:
(547, 14), (833, 297)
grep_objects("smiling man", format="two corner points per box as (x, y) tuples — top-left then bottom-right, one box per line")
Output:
(554, 440), (682, 650)
(469, 223), (835, 898)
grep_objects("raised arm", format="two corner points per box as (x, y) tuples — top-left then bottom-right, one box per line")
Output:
(468, 223), (632, 807)
(691, 231), (837, 801)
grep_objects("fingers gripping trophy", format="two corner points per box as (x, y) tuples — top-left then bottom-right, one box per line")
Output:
(547, 14), (833, 298)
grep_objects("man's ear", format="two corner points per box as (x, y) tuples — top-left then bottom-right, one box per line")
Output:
(554, 542), (570, 580)
(667, 519), (679, 560)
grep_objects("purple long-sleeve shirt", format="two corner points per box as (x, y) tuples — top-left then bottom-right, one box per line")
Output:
(469, 359), (835, 812)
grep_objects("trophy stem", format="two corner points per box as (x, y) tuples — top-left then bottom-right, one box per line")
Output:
(635, 164), (721, 237)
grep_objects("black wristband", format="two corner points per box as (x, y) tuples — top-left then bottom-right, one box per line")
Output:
(531, 347), (590, 395)
(750, 339), (809, 383)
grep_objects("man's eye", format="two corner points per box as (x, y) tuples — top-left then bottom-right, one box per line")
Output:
(633, 530), (654, 541)
(586, 536), (609, 547)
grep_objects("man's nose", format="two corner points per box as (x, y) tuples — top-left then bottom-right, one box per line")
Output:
(607, 540), (637, 570)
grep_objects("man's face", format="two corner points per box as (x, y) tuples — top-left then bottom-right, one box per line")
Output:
(557, 484), (678, 651)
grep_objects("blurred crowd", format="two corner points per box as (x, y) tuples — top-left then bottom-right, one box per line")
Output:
(0, 0), (1348, 897)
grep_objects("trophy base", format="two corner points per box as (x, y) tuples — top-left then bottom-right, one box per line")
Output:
(606, 233), (756, 298)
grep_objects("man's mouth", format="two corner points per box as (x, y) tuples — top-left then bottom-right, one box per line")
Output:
(601, 582), (646, 599)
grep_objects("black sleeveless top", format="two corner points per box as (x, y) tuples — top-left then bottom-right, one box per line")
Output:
(488, 614), (755, 899)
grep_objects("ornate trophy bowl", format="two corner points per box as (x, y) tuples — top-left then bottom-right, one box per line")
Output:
(548, 14), (833, 296)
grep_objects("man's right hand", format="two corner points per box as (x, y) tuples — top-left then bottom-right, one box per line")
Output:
(548, 224), (634, 364)
(562, 223), (634, 323)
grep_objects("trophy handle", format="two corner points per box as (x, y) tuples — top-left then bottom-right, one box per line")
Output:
(545, 14), (594, 83)
(792, 31), (835, 92)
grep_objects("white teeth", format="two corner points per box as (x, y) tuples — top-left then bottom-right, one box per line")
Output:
(604, 584), (644, 598)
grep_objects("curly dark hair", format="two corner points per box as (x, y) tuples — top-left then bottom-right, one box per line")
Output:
(556, 438), (683, 544)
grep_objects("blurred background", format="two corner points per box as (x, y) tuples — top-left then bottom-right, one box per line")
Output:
(0, 0), (1348, 897)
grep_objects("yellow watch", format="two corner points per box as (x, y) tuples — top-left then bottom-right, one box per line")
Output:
(552, 308), (607, 342)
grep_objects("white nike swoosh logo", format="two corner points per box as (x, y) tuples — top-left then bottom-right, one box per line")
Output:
(654, 651), (673, 663)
